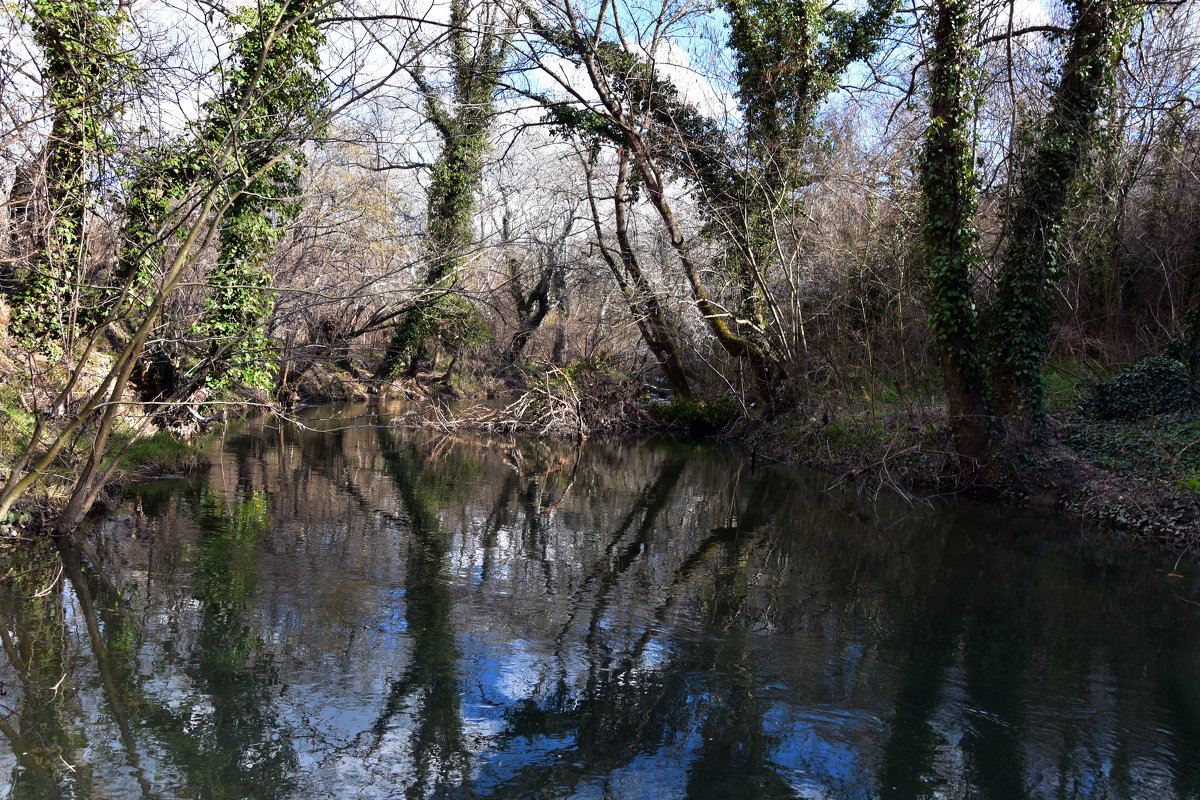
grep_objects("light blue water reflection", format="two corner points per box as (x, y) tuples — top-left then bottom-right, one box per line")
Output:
(1, 404), (1198, 799)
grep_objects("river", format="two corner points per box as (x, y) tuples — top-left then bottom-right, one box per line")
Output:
(1, 404), (1198, 799)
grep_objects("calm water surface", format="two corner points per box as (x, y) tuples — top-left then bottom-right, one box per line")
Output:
(2, 404), (1199, 799)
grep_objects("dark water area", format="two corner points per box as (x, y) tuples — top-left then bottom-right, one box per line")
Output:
(2, 404), (1199, 799)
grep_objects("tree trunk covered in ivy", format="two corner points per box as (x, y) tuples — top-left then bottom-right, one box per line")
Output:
(6, 0), (130, 343)
(114, 0), (327, 405)
(989, 0), (1134, 440)
(920, 0), (992, 474)
(375, 0), (508, 380)
(50, 0), (329, 536)
(703, 0), (901, 389)
(194, 0), (328, 395)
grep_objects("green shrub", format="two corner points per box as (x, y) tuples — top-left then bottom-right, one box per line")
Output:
(646, 398), (742, 432)
(1164, 332), (1199, 379)
(563, 352), (620, 382)
(1091, 356), (1196, 421)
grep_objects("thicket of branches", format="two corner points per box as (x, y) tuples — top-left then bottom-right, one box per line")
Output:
(2, 0), (1199, 528)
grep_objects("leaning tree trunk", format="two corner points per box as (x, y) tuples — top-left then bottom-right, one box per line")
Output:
(585, 148), (694, 401)
(625, 138), (778, 405)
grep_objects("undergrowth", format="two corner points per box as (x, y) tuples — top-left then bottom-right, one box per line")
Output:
(1065, 414), (1200, 489)
(646, 398), (742, 432)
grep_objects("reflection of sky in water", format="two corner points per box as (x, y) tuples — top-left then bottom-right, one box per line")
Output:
(3, 422), (1199, 799)
(597, 749), (696, 800)
(766, 704), (880, 800)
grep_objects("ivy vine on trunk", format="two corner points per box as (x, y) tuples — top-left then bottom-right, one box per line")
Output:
(919, 0), (992, 476)
(195, 0), (329, 395)
(375, 0), (510, 380)
(989, 0), (1137, 441)
(7, 0), (134, 344)
(716, 0), (901, 377)
(117, 0), (329, 402)
(40, 0), (331, 536)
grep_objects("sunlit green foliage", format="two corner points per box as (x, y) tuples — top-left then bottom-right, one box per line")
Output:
(116, 0), (327, 395)
(8, 0), (137, 342)
(196, 0), (327, 393)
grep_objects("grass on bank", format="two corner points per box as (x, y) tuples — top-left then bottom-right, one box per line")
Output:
(646, 398), (742, 432)
(0, 379), (211, 529)
(118, 430), (212, 475)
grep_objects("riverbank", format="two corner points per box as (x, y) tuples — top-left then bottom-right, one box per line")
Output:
(0, 342), (214, 540)
(372, 359), (1199, 552)
(0, 426), (213, 541)
(3, 347), (1195, 553)
(736, 408), (1199, 552)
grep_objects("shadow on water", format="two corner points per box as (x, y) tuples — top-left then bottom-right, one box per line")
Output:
(2, 402), (1199, 799)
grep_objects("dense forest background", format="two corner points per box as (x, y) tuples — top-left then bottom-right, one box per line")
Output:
(1, 0), (1198, 534)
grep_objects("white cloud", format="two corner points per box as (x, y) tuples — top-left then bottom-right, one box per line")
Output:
(649, 39), (738, 120)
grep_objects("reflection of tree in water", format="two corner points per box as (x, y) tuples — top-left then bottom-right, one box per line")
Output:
(462, 462), (799, 799)
(1161, 635), (1200, 799)
(354, 430), (789, 799)
(481, 451), (693, 796)
(3, 483), (299, 799)
(329, 428), (1200, 799)
(0, 541), (95, 799)
(371, 426), (475, 799)
(871, 517), (1200, 800)
(137, 486), (298, 799)
(680, 478), (797, 800)
(958, 556), (1029, 799)
(5, 420), (1200, 799)
(876, 527), (969, 800)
